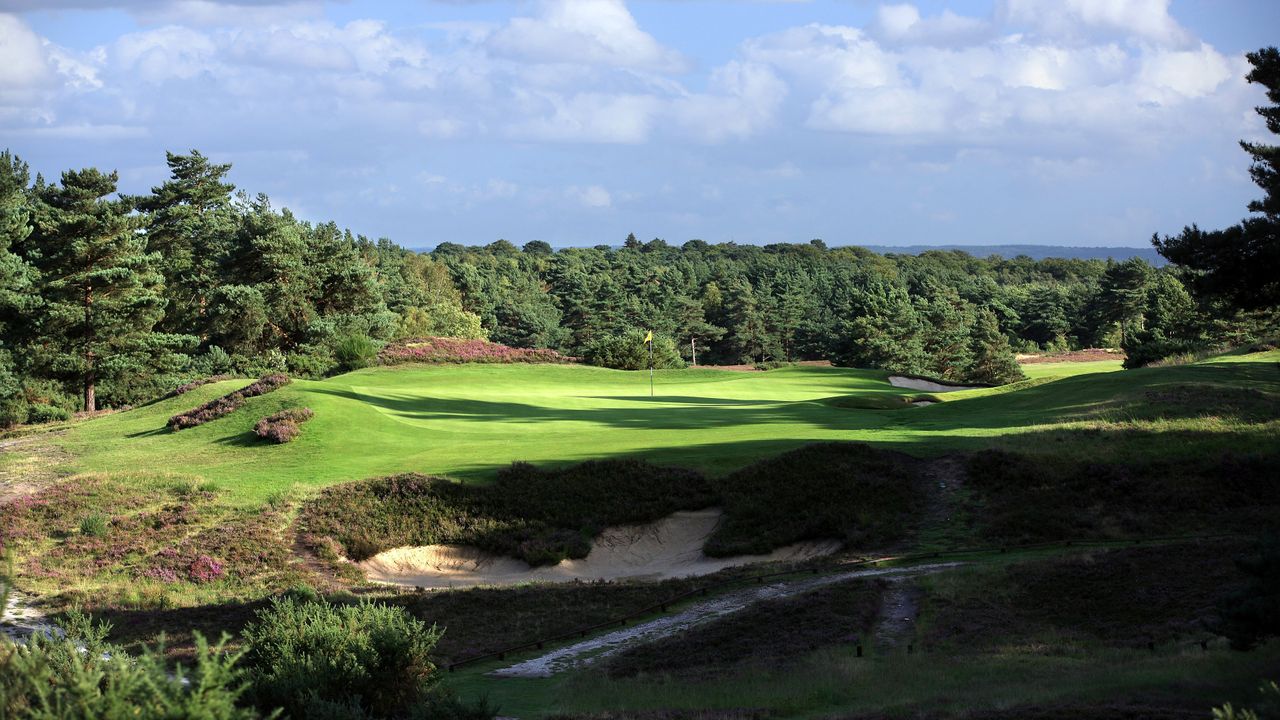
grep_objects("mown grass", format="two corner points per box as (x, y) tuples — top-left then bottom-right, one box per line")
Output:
(47, 351), (1270, 506)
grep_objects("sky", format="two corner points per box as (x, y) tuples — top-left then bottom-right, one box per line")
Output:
(1, 0), (1277, 249)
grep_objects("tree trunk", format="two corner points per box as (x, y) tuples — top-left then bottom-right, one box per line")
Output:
(84, 365), (96, 413)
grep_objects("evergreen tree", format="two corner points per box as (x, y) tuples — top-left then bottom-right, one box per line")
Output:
(31, 168), (193, 411)
(1155, 47), (1280, 309)
(967, 309), (1026, 385)
(134, 150), (237, 338)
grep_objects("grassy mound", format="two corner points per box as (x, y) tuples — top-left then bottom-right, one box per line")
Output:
(962, 449), (1280, 543)
(48, 351), (1277, 505)
(299, 459), (716, 565)
(921, 539), (1252, 650)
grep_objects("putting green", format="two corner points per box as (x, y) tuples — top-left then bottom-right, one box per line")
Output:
(52, 352), (1279, 504)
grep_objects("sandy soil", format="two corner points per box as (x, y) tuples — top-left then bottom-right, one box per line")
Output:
(360, 509), (840, 590)
(489, 562), (961, 678)
(888, 376), (980, 393)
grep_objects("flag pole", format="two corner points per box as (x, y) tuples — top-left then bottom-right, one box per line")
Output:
(648, 332), (654, 397)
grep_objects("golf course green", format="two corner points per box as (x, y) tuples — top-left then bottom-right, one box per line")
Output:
(51, 351), (1276, 504)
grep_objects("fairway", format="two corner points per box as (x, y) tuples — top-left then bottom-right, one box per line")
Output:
(52, 353), (1279, 504)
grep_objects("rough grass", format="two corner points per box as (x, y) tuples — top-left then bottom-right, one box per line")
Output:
(299, 444), (925, 564)
(706, 443), (923, 556)
(602, 578), (885, 679)
(0, 473), (312, 609)
(298, 459), (716, 564)
(47, 351), (1275, 506)
(450, 642), (1280, 719)
(919, 540), (1253, 652)
(960, 450), (1280, 543)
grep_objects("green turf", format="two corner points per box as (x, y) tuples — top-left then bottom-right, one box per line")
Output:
(51, 351), (1280, 504)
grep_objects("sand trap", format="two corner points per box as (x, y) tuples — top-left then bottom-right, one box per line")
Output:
(359, 509), (840, 589)
(888, 376), (980, 393)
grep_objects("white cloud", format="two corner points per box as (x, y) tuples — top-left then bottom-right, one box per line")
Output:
(489, 0), (686, 74)
(998, 0), (1192, 47)
(510, 91), (661, 143)
(569, 184), (612, 208)
(0, 14), (54, 88)
(870, 4), (993, 47)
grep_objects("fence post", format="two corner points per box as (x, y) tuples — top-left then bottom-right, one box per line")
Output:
(856, 644), (863, 658)
(907, 643), (914, 655)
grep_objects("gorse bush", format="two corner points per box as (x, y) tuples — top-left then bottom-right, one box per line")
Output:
(254, 407), (314, 444)
(332, 333), (381, 372)
(582, 330), (685, 370)
(0, 613), (255, 719)
(241, 597), (444, 719)
(169, 374), (290, 431)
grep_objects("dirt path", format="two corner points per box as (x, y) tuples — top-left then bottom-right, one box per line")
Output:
(0, 434), (71, 505)
(920, 456), (968, 530)
(488, 562), (961, 678)
(872, 579), (923, 649)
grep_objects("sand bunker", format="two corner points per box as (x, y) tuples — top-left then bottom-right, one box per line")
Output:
(888, 376), (980, 393)
(360, 509), (839, 589)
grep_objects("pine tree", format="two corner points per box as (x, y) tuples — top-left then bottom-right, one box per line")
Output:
(134, 150), (237, 338)
(1155, 47), (1280, 309)
(967, 309), (1025, 385)
(0, 151), (38, 338)
(31, 168), (192, 411)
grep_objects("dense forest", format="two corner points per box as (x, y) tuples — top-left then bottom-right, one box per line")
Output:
(4, 145), (1273, 426)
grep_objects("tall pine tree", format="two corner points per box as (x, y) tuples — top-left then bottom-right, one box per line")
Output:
(32, 168), (192, 411)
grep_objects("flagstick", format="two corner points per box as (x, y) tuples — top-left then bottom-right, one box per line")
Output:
(649, 336), (654, 397)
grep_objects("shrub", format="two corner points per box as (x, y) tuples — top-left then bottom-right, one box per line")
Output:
(79, 513), (109, 538)
(379, 337), (570, 365)
(300, 459), (716, 565)
(164, 374), (234, 399)
(241, 597), (445, 719)
(0, 613), (254, 719)
(24, 403), (71, 424)
(582, 330), (685, 370)
(332, 333), (382, 372)
(169, 373), (291, 431)
(706, 442), (923, 556)
(188, 555), (225, 583)
(255, 407), (314, 444)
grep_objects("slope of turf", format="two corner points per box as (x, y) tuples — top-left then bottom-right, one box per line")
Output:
(51, 351), (1279, 504)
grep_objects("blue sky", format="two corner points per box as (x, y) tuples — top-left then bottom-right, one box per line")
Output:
(1, 1), (1277, 249)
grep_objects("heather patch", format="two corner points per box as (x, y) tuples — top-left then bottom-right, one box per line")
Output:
(254, 407), (314, 444)
(168, 374), (291, 431)
(379, 337), (571, 365)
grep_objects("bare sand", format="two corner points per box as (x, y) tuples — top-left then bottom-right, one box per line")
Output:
(359, 508), (840, 589)
(888, 376), (980, 393)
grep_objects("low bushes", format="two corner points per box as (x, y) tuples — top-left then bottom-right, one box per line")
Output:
(705, 442), (924, 557)
(962, 449), (1280, 543)
(163, 374), (234, 399)
(240, 597), (450, 719)
(301, 445), (925, 565)
(169, 374), (291, 431)
(300, 459), (716, 565)
(379, 337), (570, 365)
(254, 407), (314, 444)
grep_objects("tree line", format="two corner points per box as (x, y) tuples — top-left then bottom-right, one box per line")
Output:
(2, 47), (1277, 424)
(0, 149), (1268, 425)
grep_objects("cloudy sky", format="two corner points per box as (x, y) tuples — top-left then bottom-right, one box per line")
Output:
(1, 0), (1276, 249)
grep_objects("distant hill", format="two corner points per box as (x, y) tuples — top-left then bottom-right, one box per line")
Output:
(857, 244), (1166, 265)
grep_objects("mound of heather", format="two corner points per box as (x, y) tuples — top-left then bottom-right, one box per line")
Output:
(379, 337), (570, 365)
(168, 374), (290, 431)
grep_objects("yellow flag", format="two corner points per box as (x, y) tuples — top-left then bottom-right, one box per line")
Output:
(644, 330), (653, 344)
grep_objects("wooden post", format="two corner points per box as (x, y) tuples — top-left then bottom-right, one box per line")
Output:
(856, 644), (863, 658)
(907, 643), (914, 655)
